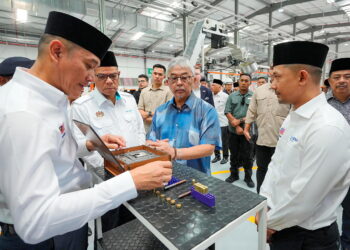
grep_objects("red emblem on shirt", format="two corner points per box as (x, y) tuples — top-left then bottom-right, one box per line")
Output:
(279, 127), (285, 136)
(59, 123), (65, 134)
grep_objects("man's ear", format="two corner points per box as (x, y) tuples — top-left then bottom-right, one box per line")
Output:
(48, 40), (65, 62)
(298, 69), (309, 86)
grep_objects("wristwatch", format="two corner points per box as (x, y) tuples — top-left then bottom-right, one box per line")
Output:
(148, 111), (152, 117)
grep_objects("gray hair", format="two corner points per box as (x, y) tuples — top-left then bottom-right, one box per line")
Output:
(167, 56), (195, 77)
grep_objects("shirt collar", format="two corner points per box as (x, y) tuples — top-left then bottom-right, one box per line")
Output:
(149, 84), (166, 91)
(293, 93), (327, 119)
(91, 89), (122, 107)
(12, 67), (68, 108)
(326, 89), (350, 103)
(325, 90), (334, 101)
(171, 92), (196, 111)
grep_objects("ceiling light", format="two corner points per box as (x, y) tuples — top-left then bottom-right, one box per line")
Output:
(16, 9), (28, 22)
(131, 32), (145, 41)
(278, 8), (284, 13)
(112, 19), (117, 23)
(170, 1), (180, 8)
(326, 0), (334, 3)
(152, 50), (155, 52)
(345, 43), (349, 46)
(169, 44), (174, 47)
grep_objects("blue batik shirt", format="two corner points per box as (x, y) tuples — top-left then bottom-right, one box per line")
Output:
(148, 92), (222, 175)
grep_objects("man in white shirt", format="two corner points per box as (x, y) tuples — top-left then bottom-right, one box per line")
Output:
(0, 11), (172, 250)
(258, 41), (350, 250)
(210, 79), (229, 164)
(72, 51), (145, 167)
(72, 51), (145, 232)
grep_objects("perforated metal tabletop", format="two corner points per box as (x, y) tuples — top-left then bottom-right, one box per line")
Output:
(92, 162), (267, 250)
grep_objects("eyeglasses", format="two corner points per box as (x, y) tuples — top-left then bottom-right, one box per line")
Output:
(168, 75), (193, 84)
(95, 72), (120, 81)
(241, 96), (245, 105)
(330, 74), (350, 81)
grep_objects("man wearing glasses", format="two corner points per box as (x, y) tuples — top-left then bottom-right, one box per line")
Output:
(72, 51), (145, 152)
(147, 57), (221, 175)
(71, 51), (145, 232)
(224, 73), (255, 188)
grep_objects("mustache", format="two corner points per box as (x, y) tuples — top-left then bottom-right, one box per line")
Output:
(175, 88), (186, 91)
(335, 83), (348, 88)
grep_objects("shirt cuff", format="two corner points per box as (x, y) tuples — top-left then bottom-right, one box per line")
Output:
(76, 139), (92, 158)
(245, 117), (254, 124)
(102, 171), (138, 206)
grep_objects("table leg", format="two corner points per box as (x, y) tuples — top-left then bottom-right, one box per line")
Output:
(258, 202), (267, 250)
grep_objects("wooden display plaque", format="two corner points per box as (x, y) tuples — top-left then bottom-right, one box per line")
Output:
(105, 145), (171, 176)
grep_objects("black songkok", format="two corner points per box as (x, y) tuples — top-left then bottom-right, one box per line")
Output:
(273, 41), (329, 68)
(213, 79), (223, 85)
(0, 57), (34, 76)
(329, 58), (350, 75)
(100, 51), (118, 67)
(44, 11), (111, 60)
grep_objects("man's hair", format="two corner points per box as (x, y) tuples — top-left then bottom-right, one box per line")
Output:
(153, 64), (166, 74)
(138, 74), (149, 81)
(38, 34), (77, 58)
(167, 56), (195, 76)
(258, 77), (267, 81)
(240, 73), (251, 79)
(284, 64), (322, 84)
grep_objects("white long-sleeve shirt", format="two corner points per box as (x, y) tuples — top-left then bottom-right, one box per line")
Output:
(0, 68), (137, 244)
(213, 90), (229, 127)
(71, 89), (145, 167)
(260, 93), (350, 231)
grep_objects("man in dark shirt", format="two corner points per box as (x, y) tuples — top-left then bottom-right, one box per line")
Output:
(326, 58), (350, 250)
(133, 74), (149, 104)
(224, 73), (254, 188)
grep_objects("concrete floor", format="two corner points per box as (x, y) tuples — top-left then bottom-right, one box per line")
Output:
(209, 155), (265, 250)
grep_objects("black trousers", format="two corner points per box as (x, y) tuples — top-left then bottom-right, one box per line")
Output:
(341, 188), (350, 250)
(214, 126), (229, 159)
(228, 132), (253, 178)
(102, 205), (136, 233)
(0, 224), (87, 250)
(270, 222), (339, 250)
(256, 145), (275, 193)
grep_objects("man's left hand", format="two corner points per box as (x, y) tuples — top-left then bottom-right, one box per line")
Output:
(147, 139), (175, 159)
(267, 228), (276, 243)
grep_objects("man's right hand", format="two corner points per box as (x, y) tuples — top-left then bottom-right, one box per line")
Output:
(243, 129), (251, 141)
(130, 161), (172, 190)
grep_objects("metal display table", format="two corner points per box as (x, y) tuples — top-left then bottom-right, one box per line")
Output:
(91, 162), (267, 250)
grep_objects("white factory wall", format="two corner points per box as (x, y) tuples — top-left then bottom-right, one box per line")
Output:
(0, 43), (172, 89)
(0, 43), (349, 86)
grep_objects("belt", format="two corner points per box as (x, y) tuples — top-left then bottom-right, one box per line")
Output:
(0, 222), (17, 236)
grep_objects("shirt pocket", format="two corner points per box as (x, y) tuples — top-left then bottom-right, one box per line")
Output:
(273, 101), (290, 117)
(123, 110), (136, 123)
(92, 117), (113, 134)
(256, 96), (268, 114)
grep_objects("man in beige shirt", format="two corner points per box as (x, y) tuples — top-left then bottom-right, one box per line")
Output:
(138, 64), (173, 133)
(244, 82), (290, 193)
